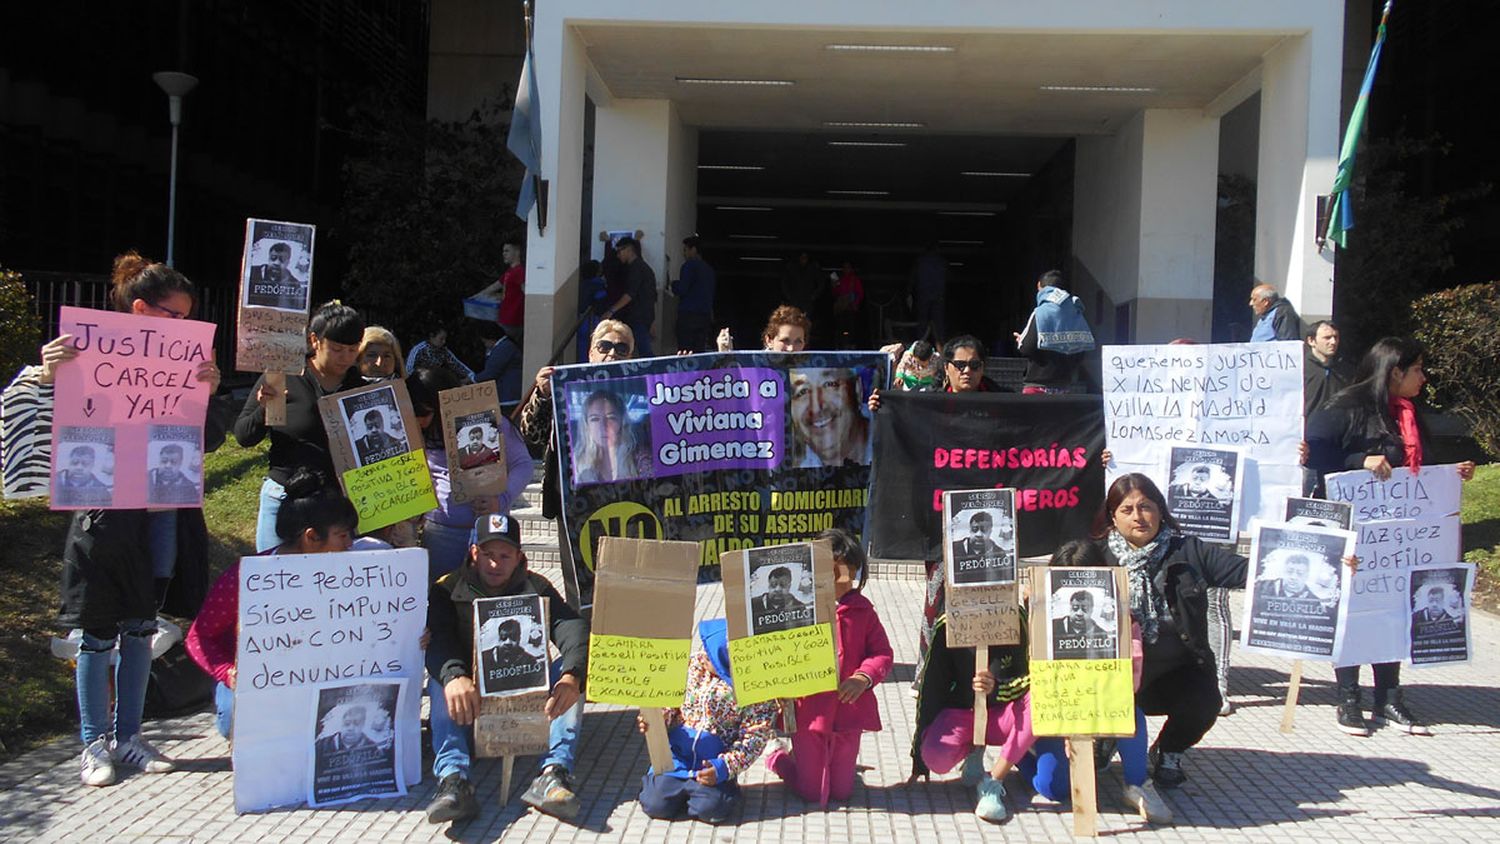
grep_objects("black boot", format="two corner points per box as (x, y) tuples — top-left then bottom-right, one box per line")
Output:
(1335, 687), (1370, 737)
(1373, 688), (1431, 736)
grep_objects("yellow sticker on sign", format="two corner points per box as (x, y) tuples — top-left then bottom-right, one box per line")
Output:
(586, 634), (693, 707)
(1028, 658), (1136, 736)
(727, 623), (839, 706)
(342, 449), (439, 534)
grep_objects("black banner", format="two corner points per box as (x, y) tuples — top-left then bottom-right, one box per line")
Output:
(553, 351), (889, 609)
(867, 392), (1105, 560)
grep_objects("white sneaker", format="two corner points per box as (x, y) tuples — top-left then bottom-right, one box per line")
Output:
(1123, 782), (1174, 825)
(80, 737), (116, 787)
(113, 734), (176, 774)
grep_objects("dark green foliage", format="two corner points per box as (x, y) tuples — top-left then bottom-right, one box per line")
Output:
(1412, 281), (1500, 458)
(0, 267), (42, 384)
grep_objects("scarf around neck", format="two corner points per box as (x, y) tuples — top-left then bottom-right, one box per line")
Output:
(1107, 528), (1175, 644)
(1389, 397), (1423, 472)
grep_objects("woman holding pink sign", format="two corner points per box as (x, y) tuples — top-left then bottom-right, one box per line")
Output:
(41, 252), (222, 788)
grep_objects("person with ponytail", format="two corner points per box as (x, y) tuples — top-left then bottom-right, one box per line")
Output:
(186, 469), (360, 740)
(234, 300), (366, 551)
(1307, 337), (1476, 737)
(42, 252), (223, 788)
(406, 367), (533, 579)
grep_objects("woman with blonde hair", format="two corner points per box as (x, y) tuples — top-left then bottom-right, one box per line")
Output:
(574, 389), (650, 483)
(358, 326), (406, 381)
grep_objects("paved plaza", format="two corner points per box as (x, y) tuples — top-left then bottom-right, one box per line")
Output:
(2, 565), (1498, 843)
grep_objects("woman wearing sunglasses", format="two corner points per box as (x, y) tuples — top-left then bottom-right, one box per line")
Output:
(518, 320), (635, 606)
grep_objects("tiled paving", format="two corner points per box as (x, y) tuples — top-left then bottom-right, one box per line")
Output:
(2, 566), (1498, 842)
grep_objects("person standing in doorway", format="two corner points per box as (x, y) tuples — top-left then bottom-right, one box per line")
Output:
(1248, 283), (1302, 342)
(672, 235), (716, 353)
(604, 237), (658, 357)
(909, 243), (948, 341)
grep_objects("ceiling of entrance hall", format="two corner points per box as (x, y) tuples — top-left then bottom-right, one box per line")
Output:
(574, 25), (1286, 134)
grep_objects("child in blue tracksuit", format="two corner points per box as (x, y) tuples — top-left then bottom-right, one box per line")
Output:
(637, 619), (778, 823)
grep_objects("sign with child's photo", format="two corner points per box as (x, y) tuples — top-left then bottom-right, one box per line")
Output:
(317, 380), (437, 533)
(438, 381), (507, 503)
(720, 541), (839, 706)
(50, 306), (217, 510)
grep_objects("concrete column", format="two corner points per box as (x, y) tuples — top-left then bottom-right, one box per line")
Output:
(523, 12), (589, 380)
(1256, 30), (1342, 323)
(591, 99), (698, 353)
(1073, 109), (1219, 344)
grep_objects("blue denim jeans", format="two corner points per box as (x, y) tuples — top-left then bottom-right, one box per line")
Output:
(1022, 707), (1150, 799)
(255, 478), (286, 552)
(76, 618), (157, 745)
(146, 511), (178, 579)
(429, 659), (581, 780)
(421, 520), (474, 581)
(214, 682), (234, 739)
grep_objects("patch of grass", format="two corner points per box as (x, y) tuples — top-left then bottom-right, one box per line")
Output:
(0, 439), (267, 756)
(1461, 462), (1500, 612)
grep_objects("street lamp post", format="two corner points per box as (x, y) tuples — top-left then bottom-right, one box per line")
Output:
(152, 71), (198, 267)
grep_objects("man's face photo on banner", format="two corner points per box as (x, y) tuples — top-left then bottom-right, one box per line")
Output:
(786, 367), (873, 469)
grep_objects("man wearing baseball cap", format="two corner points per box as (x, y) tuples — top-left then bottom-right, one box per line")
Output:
(423, 514), (590, 826)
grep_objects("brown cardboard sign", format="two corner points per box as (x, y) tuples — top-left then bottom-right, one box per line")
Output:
(720, 541), (840, 705)
(316, 380), (437, 533)
(474, 690), (550, 758)
(592, 537), (701, 642)
(234, 218), (314, 375)
(1029, 566), (1130, 663)
(942, 488), (1021, 647)
(438, 381), (507, 504)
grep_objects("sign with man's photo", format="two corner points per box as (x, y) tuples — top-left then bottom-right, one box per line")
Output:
(1164, 445), (1242, 543)
(438, 381), (508, 503)
(318, 380), (436, 533)
(720, 540), (839, 706)
(1241, 521), (1355, 660)
(943, 488), (1018, 588)
(1044, 568), (1123, 660)
(307, 680), (404, 808)
(339, 386), (409, 468)
(1027, 566), (1134, 737)
(1407, 563), (1475, 666)
(235, 218), (315, 374)
(1284, 497), (1353, 530)
(472, 595), (550, 697)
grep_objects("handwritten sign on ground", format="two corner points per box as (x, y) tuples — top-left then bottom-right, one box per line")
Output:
(1325, 465), (1463, 667)
(588, 537), (700, 707)
(438, 381), (507, 503)
(721, 541), (838, 706)
(475, 691), (550, 757)
(318, 380), (436, 533)
(235, 218), (314, 374)
(1407, 563), (1476, 667)
(51, 307), (216, 509)
(1027, 567), (1134, 736)
(1102, 341), (1303, 534)
(472, 595), (551, 757)
(232, 548), (425, 813)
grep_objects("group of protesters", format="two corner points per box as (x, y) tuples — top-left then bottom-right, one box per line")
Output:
(5, 243), (1475, 828)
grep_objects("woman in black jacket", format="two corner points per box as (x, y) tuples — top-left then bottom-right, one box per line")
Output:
(1092, 473), (1248, 789)
(1306, 337), (1475, 737)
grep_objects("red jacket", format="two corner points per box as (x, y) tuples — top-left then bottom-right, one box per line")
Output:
(794, 591), (894, 733)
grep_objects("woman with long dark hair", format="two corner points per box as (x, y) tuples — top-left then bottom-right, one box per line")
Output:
(1307, 336), (1475, 737)
(40, 252), (223, 787)
(234, 301), (366, 551)
(1090, 473), (1249, 789)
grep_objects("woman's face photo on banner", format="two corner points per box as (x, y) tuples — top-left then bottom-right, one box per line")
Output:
(566, 377), (652, 486)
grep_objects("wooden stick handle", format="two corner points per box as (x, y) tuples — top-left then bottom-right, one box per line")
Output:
(781, 699), (797, 734)
(1069, 737), (1098, 837)
(1280, 659), (1304, 734)
(641, 707), (673, 773)
(263, 371), (287, 426)
(500, 755), (515, 805)
(973, 644), (989, 746)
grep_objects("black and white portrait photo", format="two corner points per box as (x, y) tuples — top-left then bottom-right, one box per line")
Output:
(1242, 523), (1353, 659)
(1045, 568), (1120, 660)
(308, 680), (402, 807)
(454, 411), (501, 470)
(1408, 565), (1472, 666)
(241, 219), (314, 312)
(943, 488), (1018, 587)
(53, 426), (114, 507)
(1165, 446), (1241, 543)
(1284, 497), (1353, 530)
(340, 387), (408, 468)
(473, 595), (550, 697)
(145, 425), (202, 506)
(745, 544), (817, 636)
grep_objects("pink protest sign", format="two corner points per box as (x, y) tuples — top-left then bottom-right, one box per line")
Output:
(50, 306), (217, 510)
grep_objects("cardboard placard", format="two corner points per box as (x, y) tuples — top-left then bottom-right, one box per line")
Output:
(588, 537), (701, 706)
(232, 548), (426, 813)
(317, 380), (437, 533)
(438, 381), (508, 503)
(474, 691), (550, 758)
(721, 540), (839, 706)
(235, 218), (314, 375)
(50, 307), (216, 510)
(1027, 566), (1135, 738)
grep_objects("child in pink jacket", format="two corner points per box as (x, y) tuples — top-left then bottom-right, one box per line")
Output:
(765, 528), (894, 806)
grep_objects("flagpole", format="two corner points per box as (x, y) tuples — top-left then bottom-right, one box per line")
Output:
(1322, 0), (1394, 251)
